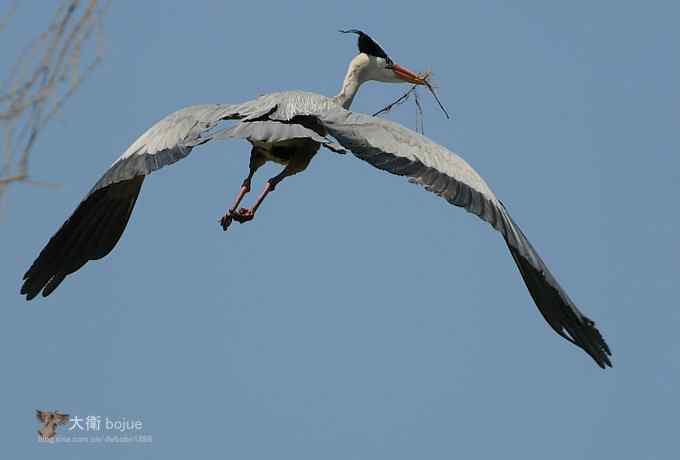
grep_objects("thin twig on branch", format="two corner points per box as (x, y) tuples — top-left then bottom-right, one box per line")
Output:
(0, 0), (111, 212)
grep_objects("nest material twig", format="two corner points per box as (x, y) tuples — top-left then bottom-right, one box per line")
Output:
(372, 70), (450, 134)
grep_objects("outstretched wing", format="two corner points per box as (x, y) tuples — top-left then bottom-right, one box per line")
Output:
(54, 412), (70, 425)
(21, 91), (349, 300)
(21, 99), (275, 300)
(36, 409), (48, 423)
(319, 109), (612, 368)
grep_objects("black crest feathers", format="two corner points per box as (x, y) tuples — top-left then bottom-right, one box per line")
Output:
(339, 29), (392, 64)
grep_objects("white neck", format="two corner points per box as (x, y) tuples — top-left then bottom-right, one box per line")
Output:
(332, 54), (369, 109)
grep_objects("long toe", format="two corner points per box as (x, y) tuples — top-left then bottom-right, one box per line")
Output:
(219, 214), (233, 231)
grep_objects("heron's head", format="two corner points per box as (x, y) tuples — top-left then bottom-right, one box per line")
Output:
(339, 30), (426, 86)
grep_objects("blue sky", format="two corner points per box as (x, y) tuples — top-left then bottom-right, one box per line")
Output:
(2, 1), (679, 458)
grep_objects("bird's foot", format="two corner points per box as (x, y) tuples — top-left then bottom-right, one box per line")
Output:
(219, 213), (233, 231)
(230, 207), (255, 224)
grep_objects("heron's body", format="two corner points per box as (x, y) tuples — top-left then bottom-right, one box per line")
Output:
(249, 113), (329, 167)
(21, 31), (612, 368)
(253, 140), (302, 165)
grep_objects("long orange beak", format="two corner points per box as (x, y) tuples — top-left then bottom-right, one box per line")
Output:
(392, 63), (426, 85)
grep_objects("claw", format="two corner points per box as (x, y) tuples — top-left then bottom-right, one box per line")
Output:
(219, 213), (233, 231)
(231, 207), (255, 223)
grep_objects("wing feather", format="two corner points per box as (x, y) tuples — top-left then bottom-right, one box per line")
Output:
(22, 101), (270, 300)
(22, 93), (339, 300)
(22, 176), (144, 299)
(320, 110), (612, 368)
(211, 120), (345, 153)
(91, 100), (275, 192)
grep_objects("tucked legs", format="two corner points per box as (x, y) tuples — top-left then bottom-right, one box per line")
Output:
(229, 166), (291, 224)
(219, 148), (265, 230)
(219, 143), (316, 231)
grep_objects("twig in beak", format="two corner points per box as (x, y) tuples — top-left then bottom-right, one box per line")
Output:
(372, 84), (418, 117)
(414, 89), (424, 134)
(372, 70), (451, 123)
(423, 78), (450, 119)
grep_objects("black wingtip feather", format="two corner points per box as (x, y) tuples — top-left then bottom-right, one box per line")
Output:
(21, 176), (144, 300)
(506, 234), (612, 369)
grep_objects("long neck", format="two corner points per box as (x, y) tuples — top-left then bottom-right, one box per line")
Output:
(333, 57), (365, 109)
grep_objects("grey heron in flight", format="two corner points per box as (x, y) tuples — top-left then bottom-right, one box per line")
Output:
(21, 30), (612, 368)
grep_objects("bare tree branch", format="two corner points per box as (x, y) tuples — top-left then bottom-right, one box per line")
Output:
(0, 0), (111, 213)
